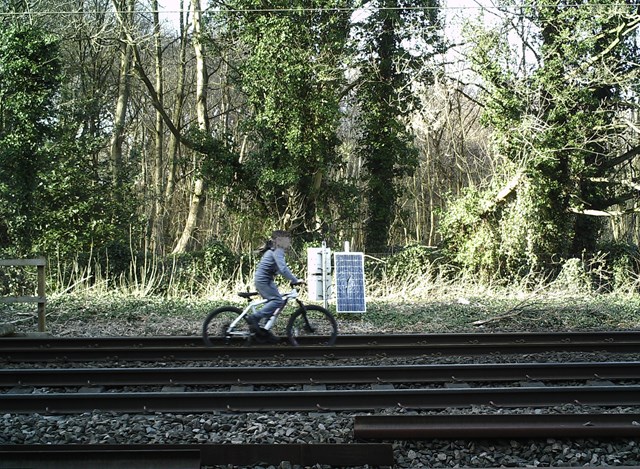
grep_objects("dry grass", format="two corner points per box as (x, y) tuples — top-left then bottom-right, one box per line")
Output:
(3, 253), (640, 336)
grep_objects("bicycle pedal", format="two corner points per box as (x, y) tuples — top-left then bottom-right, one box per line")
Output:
(245, 315), (260, 331)
(253, 334), (280, 344)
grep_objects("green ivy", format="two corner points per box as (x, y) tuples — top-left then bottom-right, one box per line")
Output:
(443, 0), (639, 281)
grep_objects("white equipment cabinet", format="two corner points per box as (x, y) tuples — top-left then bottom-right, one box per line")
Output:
(307, 243), (332, 306)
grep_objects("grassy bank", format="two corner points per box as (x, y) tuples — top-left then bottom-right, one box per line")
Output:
(2, 249), (640, 336)
(2, 282), (639, 337)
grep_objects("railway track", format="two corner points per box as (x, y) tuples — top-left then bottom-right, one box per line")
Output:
(2, 415), (640, 468)
(353, 413), (640, 439)
(0, 443), (394, 469)
(7, 330), (640, 347)
(2, 331), (640, 361)
(3, 381), (640, 413)
(3, 333), (640, 468)
(2, 332), (640, 413)
(2, 361), (640, 386)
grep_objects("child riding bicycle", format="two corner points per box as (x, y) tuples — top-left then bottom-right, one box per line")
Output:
(247, 230), (306, 341)
(201, 232), (338, 346)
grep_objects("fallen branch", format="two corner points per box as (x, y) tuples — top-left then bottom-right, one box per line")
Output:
(479, 171), (524, 217)
(472, 284), (547, 326)
(472, 309), (526, 326)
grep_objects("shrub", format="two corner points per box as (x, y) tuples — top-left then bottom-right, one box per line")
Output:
(166, 240), (238, 288)
(385, 245), (437, 279)
(0, 248), (31, 296)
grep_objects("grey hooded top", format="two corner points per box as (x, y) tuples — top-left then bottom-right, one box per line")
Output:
(254, 247), (299, 285)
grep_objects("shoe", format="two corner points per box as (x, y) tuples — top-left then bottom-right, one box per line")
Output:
(262, 329), (280, 344)
(255, 328), (280, 344)
(245, 314), (259, 331)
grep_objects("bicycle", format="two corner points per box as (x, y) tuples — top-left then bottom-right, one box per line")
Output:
(202, 284), (338, 346)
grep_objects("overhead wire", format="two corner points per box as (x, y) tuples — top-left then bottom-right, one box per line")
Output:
(0, 2), (636, 16)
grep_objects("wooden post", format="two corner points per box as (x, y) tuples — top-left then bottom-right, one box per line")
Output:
(0, 258), (47, 333)
(37, 259), (46, 332)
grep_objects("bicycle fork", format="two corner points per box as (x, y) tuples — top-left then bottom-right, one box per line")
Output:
(295, 301), (316, 333)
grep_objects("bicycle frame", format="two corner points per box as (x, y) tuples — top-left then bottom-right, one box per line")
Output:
(203, 284), (337, 347)
(227, 288), (301, 338)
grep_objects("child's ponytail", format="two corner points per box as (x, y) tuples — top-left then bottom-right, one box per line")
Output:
(254, 239), (273, 256)
(254, 230), (289, 256)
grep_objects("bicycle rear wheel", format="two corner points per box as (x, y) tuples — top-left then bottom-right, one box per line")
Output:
(202, 306), (249, 346)
(286, 304), (338, 346)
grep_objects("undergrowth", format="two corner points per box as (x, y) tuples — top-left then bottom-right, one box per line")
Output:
(2, 247), (640, 335)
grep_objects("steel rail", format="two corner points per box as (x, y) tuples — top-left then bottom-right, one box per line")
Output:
(2, 384), (640, 413)
(0, 443), (394, 468)
(3, 333), (640, 362)
(0, 447), (201, 469)
(2, 330), (640, 348)
(354, 413), (640, 439)
(2, 361), (640, 387)
(1, 344), (638, 362)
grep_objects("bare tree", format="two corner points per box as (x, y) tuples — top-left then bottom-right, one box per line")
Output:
(171, 0), (208, 254)
(149, 0), (165, 253)
(109, 0), (134, 191)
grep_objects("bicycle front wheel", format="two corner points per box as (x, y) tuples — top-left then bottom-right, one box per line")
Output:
(202, 306), (249, 346)
(286, 304), (338, 346)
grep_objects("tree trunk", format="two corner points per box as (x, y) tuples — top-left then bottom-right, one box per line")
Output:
(150, 0), (165, 254)
(165, 0), (188, 216)
(364, 0), (398, 252)
(109, 0), (133, 191)
(172, 0), (208, 254)
(173, 177), (206, 253)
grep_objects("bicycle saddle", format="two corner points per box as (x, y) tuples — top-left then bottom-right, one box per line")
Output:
(238, 291), (260, 299)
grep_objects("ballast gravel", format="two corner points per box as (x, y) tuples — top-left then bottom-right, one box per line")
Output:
(3, 316), (640, 468)
(2, 406), (640, 468)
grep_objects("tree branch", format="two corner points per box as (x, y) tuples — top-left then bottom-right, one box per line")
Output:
(589, 176), (640, 192)
(600, 144), (640, 170)
(566, 14), (640, 81)
(480, 171), (523, 215)
(111, 0), (196, 151)
(569, 204), (640, 217)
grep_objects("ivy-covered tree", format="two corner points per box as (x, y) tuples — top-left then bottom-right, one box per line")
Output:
(442, 0), (640, 278)
(0, 24), (61, 253)
(0, 22), (140, 259)
(352, 0), (442, 252)
(216, 0), (354, 237)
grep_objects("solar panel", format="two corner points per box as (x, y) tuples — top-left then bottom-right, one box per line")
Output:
(334, 252), (366, 313)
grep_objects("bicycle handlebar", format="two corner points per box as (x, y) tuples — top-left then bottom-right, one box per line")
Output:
(283, 284), (304, 300)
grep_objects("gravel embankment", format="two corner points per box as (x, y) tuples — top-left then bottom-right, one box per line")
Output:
(2, 316), (640, 468)
(3, 405), (640, 468)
